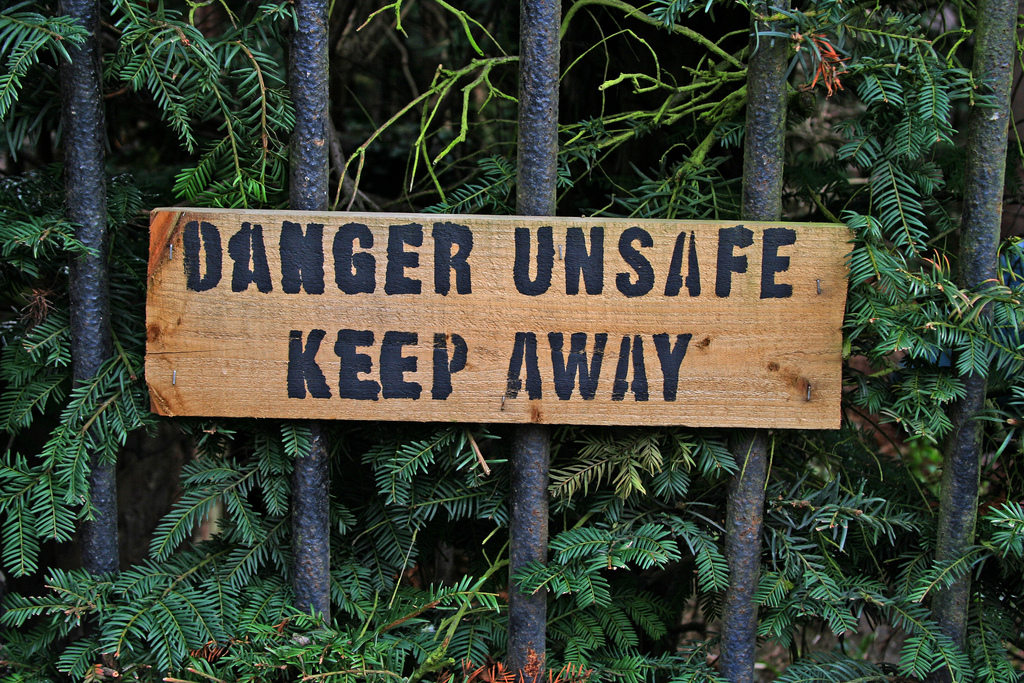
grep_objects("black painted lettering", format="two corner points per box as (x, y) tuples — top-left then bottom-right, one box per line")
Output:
(513, 226), (554, 296)
(653, 333), (692, 401)
(183, 220), (222, 292)
(505, 332), (542, 399)
(631, 336), (650, 401)
(335, 329), (380, 400)
(611, 335), (649, 401)
(760, 227), (796, 299)
(280, 221), (325, 294)
(380, 331), (421, 399)
(686, 231), (701, 296)
(664, 231), (686, 297)
(385, 223), (422, 295)
(287, 330), (331, 399)
(431, 333), (467, 400)
(664, 231), (700, 297)
(228, 222), (272, 293)
(333, 222), (375, 294)
(565, 227), (604, 295)
(616, 227), (655, 297)
(549, 332), (607, 400)
(715, 225), (753, 297)
(612, 336), (630, 401)
(433, 222), (473, 295)
(610, 335), (651, 401)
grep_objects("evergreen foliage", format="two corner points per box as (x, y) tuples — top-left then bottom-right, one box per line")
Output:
(1, 1), (1023, 682)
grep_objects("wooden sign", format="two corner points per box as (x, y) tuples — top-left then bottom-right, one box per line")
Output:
(146, 208), (850, 428)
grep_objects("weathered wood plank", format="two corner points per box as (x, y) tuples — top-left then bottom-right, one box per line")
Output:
(146, 208), (850, 427)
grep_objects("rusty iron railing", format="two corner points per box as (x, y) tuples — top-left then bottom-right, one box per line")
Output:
(507, 0), (561, 674)
(719, 5), (789, 682)
(60, 0), (119, 576)
(289, 0), (332, 619)
(54, 2), (1013, 677)
(930, 0), (1015, 676)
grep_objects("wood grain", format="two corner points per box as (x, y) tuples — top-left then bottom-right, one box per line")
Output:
(146, 208), (850, 428)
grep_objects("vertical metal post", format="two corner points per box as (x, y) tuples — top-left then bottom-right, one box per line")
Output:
(930, 0), (1015, 668)
(60, 0), (118, 575)
(720, 430), (768, 683)
(508, 424), (550, 675)
(289, 0), (331, 619)
(509, 0), (559, 675)
(516, 0), (559, 219)
(719, 5), (788, 683)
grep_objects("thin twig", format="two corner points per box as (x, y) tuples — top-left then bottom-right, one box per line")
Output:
(466, 430), (491, 475)
(327, 113), (379, 211)
(384, 25), (419, 98)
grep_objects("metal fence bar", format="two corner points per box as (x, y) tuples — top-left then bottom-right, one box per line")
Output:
(720, 431), (768, 683)
(508, 0), (560, 674)
(516, 0), (559, 219)
(930, 0), (1015, 666)
(508, 424), (550, 674)
(738, 8), (788, 224)
(289, 0), (331, 619)
(60, 0), (118, 575)
(719, 6), (788, 682)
